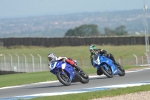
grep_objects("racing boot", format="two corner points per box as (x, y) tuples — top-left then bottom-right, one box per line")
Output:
(114, 61), (121, 69)
(114, 61), (119, 66)
(97, 68), (103, 75)
(113, 60), (118, 66)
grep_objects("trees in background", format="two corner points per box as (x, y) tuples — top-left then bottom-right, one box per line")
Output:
(65, 24), (100, 36)
(65, 24), (128, 36)
(104, 25), (128, 36)
(104, 27), (115, 36)
(114, 25), (128, 35)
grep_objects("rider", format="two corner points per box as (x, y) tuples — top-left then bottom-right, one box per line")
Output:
(89, 45), (120, 68)
(47, 53), (80, 71)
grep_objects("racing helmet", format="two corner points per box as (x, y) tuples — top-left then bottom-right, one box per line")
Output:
(48, 53), (57, 62)
(89, 45), (97, 55)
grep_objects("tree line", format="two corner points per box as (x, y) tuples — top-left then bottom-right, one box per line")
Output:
(65, 24), (128, 36)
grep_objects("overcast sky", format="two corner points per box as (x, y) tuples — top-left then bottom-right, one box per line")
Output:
(0, 0), (149, 19)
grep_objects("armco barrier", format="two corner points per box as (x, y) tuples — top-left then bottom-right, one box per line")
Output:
(0, 36), (148, 47)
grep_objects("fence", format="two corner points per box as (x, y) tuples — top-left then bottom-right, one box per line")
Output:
(0, 54), (49, 74)
(0, 36), (148, 47)
(0, 53), (149, 74)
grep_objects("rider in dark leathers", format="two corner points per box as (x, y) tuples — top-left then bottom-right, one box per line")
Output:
(89, 45), (120, 75)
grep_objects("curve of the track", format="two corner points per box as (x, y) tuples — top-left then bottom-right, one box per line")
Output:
(0, 68), (150, 99)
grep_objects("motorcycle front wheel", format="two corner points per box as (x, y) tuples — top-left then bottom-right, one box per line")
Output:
(101, 64), (113, 78)
(56, 70), (71, 86)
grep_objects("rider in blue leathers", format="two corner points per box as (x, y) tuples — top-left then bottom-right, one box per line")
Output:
(47, 53), (80, 71)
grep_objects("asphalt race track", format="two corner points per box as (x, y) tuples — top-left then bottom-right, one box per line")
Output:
(0, 68), (150, 100)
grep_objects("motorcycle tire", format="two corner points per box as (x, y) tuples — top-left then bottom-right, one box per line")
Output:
(56, 70), (71, 86)
(101, 64), (113, 78)
(118, 65), (125, 76)
(78, 68), (89, 84)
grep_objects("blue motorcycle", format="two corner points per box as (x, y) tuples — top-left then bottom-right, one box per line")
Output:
(49, 60), (89, 86)
(92, 53), (125, 78)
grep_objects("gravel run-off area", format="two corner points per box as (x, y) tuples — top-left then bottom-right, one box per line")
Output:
(91, 91), (150, 100)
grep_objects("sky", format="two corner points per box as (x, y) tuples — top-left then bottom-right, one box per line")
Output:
(0, 0), (150, 19)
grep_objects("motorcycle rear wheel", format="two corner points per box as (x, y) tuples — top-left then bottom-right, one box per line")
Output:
(77, 68), (89, 84)
(118, 65), (125, 76)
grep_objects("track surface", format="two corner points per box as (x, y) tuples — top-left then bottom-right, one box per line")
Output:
(0, 68), (150, 99)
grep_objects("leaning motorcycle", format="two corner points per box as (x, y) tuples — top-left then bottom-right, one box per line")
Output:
(92, 53), (125, 78)
(49, 60), (89, 86)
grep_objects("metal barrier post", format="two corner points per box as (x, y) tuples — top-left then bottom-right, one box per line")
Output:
(15, 54), (20, 72)
(133, 54), (138, 66)
(37, 54), (42, 71)
(23, 54), (27, 72)
(30, 54), (34, 72)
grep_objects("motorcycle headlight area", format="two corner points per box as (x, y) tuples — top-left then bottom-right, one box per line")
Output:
(49, 62), (57, 70)
(61, 63), (66, 69)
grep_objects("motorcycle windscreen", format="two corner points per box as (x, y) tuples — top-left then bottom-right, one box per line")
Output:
(93, 55), (101, 68)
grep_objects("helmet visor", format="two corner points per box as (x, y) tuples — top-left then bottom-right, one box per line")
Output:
(90, 49), (94, 53)
(48, 57), (53, 61)
(90, 49), (95, 55)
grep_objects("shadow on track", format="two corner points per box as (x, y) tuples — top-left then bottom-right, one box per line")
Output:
(27, 83), (78, 89)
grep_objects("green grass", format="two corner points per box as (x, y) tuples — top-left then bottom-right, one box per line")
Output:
(0, 45), (147, 67)
(0, 71), (56, 87)
(0, 45), (147, 60)
(32, 84), (150, 100)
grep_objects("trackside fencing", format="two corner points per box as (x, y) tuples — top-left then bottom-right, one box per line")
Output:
(0, 54), (49, 73)
(0, 54), (149, 73)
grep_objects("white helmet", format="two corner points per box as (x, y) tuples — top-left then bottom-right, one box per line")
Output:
(48, 53), (57, 62)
